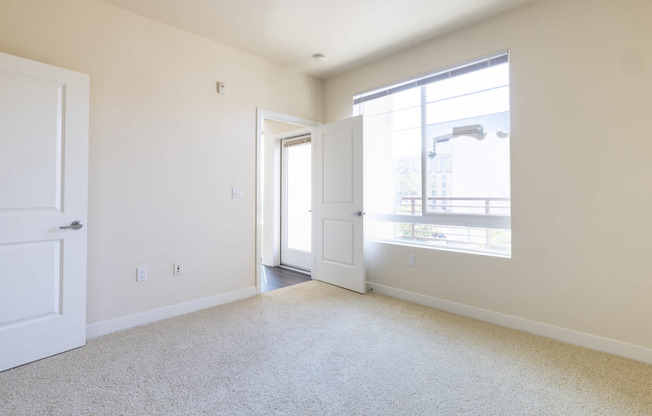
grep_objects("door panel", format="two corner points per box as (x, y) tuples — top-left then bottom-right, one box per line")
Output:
(0, 241), (62, 325)
(0, 52), (89, 372)
(312, 116), (365, 293)
(322, 220), (354, 266)
(323, 130), (353, 203)
(0, 71), (64, 210)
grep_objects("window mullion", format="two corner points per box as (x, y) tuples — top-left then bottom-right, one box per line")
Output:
(420, 85), (427, 216)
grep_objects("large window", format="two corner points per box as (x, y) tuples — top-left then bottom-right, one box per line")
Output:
(355, 52), (511, 256)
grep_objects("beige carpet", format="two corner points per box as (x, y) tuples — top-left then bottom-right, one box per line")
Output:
(1, 281), (651, 415)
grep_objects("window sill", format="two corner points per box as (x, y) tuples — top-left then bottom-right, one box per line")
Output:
(365, 238), (512, 259)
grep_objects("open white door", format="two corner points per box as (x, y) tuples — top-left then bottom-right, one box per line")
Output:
(0, 52), (89, 371)
(312, 116), (365, 293)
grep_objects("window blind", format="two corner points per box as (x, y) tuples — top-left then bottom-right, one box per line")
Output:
(353, 51), (508, 105)
(282, 136), (311, 147)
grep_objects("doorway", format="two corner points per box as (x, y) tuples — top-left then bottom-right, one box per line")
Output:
(256, 110), (319, 294)
(256, 111), (366, 294)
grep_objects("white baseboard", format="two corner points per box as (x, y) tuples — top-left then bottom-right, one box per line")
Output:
(367, 282), (652, 365)
(86, 286), (257, 339)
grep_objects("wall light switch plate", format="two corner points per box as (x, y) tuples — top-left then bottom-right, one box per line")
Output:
(408, 254), (416, 267)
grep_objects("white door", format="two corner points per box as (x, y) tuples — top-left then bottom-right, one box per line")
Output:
(281, 136), (312, 271)
(312, 116), (365, 293)
(0, 52), (89, 372)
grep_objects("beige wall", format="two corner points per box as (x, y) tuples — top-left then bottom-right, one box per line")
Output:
(0, 0), (322, 324)
(324, 0), (652, 349)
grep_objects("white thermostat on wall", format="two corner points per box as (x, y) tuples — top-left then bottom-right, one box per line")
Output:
(232, 186), (243, 199)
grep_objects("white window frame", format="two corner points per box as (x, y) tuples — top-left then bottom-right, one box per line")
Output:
(355, 51), (511, 254)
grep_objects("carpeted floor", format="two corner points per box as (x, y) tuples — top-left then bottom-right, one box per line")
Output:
(1, 280), (651, 415)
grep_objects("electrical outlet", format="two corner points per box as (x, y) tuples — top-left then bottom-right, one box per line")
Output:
(136, 266), (147, 281)
(408, 254), (416, 267)
(173, 262), (183, 276)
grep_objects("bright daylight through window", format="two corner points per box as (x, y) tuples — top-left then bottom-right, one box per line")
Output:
(354, 52), (511, 256)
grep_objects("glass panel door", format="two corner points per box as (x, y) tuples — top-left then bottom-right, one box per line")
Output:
(281, 137), (312, 271)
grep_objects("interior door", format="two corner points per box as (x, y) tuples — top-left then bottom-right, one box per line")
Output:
(312, 116), (365, 293)
(280, 136), (312, 271)
(0, 52), (89, 372)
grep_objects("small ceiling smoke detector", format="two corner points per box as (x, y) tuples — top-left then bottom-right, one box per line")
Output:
(312, 53), (327, 62)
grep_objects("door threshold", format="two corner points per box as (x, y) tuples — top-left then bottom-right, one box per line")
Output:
(278, 265), (312, 276)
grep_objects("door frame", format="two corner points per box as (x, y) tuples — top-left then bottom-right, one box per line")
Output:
(255, 109), (319, 294)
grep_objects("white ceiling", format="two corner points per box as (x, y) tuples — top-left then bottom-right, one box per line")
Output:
(100, 0), (534, 79)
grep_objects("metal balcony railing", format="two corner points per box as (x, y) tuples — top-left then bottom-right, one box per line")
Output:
(398, 196), (510, 215)
(394, 196), (511, 253)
